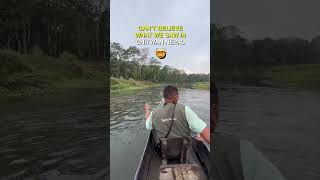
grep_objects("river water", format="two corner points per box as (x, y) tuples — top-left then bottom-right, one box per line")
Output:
(110, 86), (210, 180)
(111, 84), (320, 180)
(0, 88), (108, 180)
(1, 84), (319, 180)
(216, 83), (320, 180)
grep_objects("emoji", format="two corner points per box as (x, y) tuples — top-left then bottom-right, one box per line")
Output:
(156, 48), (167, 59)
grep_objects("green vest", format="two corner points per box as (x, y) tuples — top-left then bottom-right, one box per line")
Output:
(152, 103), (190, 138)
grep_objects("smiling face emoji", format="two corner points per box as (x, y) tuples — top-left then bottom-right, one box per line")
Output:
(156, 48), (167, 59)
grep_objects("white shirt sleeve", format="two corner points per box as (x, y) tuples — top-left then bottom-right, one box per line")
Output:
(145, 112), (153, 130)
(185, 106), (207, 133)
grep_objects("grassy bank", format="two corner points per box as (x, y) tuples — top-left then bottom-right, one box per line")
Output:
(0, 49), (105, 98)
(192, 82), (210, 90)
(215, 64), (320, 90)
(110, 78), (159, 94)
(271, 64), (320, 90)
(110, 79), (210, 94)
(214, 66), (268, 83)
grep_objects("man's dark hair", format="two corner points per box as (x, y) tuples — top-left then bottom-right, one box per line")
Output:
(163, 85), (178, 99)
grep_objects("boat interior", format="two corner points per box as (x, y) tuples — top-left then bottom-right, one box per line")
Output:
(135, 133), (209, 180)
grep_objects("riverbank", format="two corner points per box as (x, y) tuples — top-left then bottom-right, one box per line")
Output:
(272, 64), (320, 90)
(214, 64), (320, 90)
(110, 78), (159, 94)
(192, 82), (210, 90)
(110, 78), (211, 94)
(0, 49), (105, 99)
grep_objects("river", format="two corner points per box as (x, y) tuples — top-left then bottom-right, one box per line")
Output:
(110, 86), (210, 180)
(216, 83), (320, 180)
(1, 84), (319, 180)
(111, 84), (320, 180)
(0, 88), (108, 180)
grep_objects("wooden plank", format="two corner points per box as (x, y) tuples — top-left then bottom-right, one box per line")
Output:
(160, 164), (200, 180)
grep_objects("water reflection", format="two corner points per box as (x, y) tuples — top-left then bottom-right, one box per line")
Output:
(216, 84), (320, 180)
(0, 88), (108, 179)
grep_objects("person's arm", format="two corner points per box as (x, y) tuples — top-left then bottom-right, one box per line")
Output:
(144, 103), (153, 130)
(199, 127), (210, 144)
(144, 103), (151, 119)
(185, 106), (210, 144)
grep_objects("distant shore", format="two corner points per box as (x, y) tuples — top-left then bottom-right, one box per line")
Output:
(110, 78), (159, 94)
(271, 64), (320, 90)
(0, 49), (105, 100)
(111, 78), (210, 94)
(191, 82), (210, 90)
(215, 64), (320, 90)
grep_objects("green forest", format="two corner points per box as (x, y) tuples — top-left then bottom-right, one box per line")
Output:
(110, 42), (210, 83)
(110, 42), (210, 93)
(212, 24), (320, 89)
(0, 0), (108, 97)
(1, 0), (319, 96)
(0, 0), (108, 57)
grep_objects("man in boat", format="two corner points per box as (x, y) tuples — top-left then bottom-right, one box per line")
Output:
(210, 83), (287, 180)
(144, 85), (210, 144)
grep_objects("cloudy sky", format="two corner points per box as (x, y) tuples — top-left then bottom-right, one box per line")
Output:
(110, 0), (210, 74)
(212, 0), (320, 40)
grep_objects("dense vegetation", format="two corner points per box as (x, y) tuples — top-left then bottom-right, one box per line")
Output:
(110, 42), (210, 83)
(212, 24), (320, 89)
(191, 82), (210, 90)
(212, 24), (320, 67)
(110, 77), (158, 94)
(0, 0), (108, 96)
(271, 64), (320, 90)
(0, 49), (105, 97)
(0, 0), (108, 58)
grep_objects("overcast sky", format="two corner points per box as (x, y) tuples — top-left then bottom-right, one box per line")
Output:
(212, 0), (320, 40)
(110, 0), (210, 74)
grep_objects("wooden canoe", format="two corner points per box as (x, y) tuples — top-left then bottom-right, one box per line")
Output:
(134, 132), (210, 180)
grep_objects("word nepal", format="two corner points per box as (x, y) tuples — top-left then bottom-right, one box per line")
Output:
(136, 39), (185, 45)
